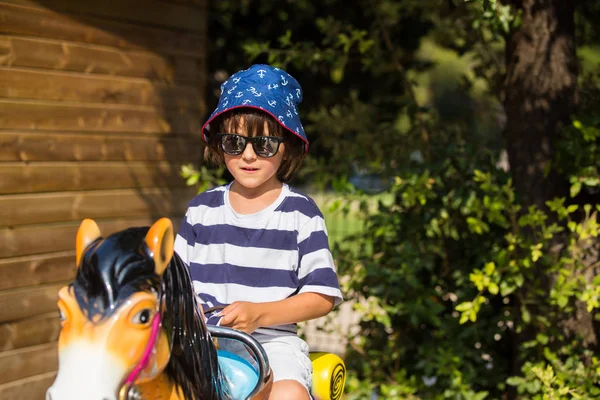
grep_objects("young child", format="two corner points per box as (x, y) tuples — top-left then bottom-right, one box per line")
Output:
(174, 64), (343, 399)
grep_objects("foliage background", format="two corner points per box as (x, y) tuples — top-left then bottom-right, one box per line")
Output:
(188, 1), (600, 398)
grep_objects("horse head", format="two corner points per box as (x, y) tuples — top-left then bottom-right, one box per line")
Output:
(46, 218), (228, 400)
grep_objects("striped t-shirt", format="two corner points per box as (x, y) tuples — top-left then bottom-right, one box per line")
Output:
(174, 183), (343, 335)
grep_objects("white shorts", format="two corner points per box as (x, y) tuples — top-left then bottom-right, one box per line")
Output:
(254, 332), (313, 393)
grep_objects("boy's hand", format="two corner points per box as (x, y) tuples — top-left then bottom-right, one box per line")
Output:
(219, 301), (262, 333)
(219, 293), (334, 334)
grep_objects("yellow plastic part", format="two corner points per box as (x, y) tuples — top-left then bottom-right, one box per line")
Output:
(310, 352), (346, 400)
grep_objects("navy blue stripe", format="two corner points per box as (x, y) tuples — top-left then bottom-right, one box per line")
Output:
(190, 262), (298, 288)
(193, 224), (297, 250)
(188, 189), (225, 208)
(299, 268), (340, 289)
(276, 196), (322, 219)
(206, 314), (224, 326)
(287, 186), (312, 200)
(178, 219), (197, 247)
(298, 230), (329, 255)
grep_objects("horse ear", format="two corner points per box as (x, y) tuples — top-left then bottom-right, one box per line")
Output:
(145, 218), (174, 276)
(76, 219), (101, 268)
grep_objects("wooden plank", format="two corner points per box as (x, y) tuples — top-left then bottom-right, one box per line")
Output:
(0, 1), (205, 56)
(162, 0), (207, 8)
(0, 283), (64, 323)
(0, 342), (57, 385)
(0, 313), (61, 351)
(0, 216), (173, 259)
(0, 100), (203, 134)
(0, 370), (56, 400)
(0, 131), (204, 162)
(0, 161), (188, 194)
(0, 252), (75, 291)
(0, 35), (181, 82)
(0, 67), (203, 109)
(0, 187), (194, 227)
(0, 35), (207, 84)
(4, 0), (208, 33)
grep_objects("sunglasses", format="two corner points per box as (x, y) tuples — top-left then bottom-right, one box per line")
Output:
(217, 133), (284, 158)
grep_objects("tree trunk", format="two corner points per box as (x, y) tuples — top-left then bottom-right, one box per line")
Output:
(502, 0), (588, 392)
(503, 0), (577, 209)
(502, 2), (600, 393)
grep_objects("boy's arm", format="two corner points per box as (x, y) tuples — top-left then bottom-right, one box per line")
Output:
(221, 203), (342, 333)
(219, 292), (335, 334)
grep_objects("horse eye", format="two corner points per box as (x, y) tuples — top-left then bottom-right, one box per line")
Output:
(58, 308), (66, 322)
(132, 309), (153, 325)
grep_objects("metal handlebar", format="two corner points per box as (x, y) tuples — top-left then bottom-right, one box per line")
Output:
(207, 325), (271, 399)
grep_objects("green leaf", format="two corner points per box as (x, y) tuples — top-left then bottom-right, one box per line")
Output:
(500, 281), (517, 297)
(568, 221), (578, 232)
(473, 391), (489, 400)
(571, 181), (582, 198)
(557, 295), (569, 308)
(536, 333), (549, 345)
(469, 308), (478, 322)
(488, 282), (499, 295)
(506, 376), (524, 387)
(521, 305), (531, 323)
(330, 63), (345, 83)
(186, 174), (200, 186)
(459, 312), (470, 324)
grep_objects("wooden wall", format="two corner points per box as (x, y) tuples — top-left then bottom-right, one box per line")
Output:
(0, 0), (206, 397)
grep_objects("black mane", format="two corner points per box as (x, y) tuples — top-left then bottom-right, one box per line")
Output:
(72, 227), (229, 400)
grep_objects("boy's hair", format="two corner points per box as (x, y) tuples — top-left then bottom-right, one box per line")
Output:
(204, 108), (305, 183)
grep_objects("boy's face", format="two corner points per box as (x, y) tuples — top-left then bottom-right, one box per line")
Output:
(223, 116), (285, 191)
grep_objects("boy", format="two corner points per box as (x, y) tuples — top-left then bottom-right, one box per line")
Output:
(174, 64), (343, 399)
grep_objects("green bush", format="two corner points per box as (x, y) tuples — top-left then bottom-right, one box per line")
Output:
(333, 96), (600, 398)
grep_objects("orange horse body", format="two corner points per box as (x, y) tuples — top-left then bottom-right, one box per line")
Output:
(47, 218), (235, 400)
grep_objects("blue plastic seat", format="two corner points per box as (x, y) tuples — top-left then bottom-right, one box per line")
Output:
(218, 349), (260, 399)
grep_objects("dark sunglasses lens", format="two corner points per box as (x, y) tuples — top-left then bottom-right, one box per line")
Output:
(221, 135), (245, 155)
(253, 137), (279, 157)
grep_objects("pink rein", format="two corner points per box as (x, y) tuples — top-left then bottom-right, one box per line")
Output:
(124, 311), (162, 385)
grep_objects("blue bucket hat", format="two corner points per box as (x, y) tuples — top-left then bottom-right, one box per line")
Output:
(202, 64), (309, 153)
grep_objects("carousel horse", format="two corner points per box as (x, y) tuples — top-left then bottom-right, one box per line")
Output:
(46, 218), (346, 400)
